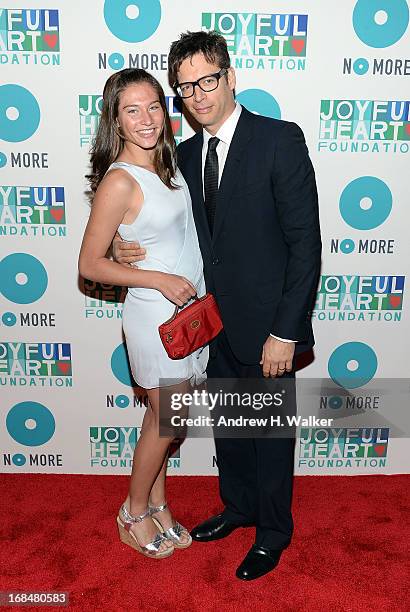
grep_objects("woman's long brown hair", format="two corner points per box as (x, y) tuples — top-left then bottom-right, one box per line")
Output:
(87, 68), (178, 196)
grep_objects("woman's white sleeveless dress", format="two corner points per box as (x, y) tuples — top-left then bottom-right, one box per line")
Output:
(109, 161), (208, 389)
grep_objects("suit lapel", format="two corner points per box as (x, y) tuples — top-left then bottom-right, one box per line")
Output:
(212, 108), (254, 244)
(181, 133), (212, 254)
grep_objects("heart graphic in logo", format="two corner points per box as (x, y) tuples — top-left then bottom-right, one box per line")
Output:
(291, 39), (305, 55)
(43, 34), (58, 49)
(171, 119), (181, 135)
(50, 208), (64, 222)
(374, 445), (386, 456)
(57, 362), (71, 375)
(389, 295), (402, 308)
(405, 123), (410, 136)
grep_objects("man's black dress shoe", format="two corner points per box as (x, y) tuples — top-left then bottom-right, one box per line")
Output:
(236, 545), (283, 580)
(190, 513), (241, 542)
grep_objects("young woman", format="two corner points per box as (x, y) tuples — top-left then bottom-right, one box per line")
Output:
(78, 68), (208, 559)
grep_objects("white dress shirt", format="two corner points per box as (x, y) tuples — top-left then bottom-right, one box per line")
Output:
(202, 101), (242, 190)
(201, 102), (296, 344)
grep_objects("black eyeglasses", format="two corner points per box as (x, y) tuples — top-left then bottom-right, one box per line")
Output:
(175, 68), (228, 99)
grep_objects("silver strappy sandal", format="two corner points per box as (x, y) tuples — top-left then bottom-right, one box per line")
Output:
(149, 503), (192, 549)
(117, 504), (174, 559)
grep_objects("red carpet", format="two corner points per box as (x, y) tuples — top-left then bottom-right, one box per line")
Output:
(0, 474), (408, 611)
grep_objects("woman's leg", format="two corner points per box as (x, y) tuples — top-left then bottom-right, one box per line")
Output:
(148, 382), (191, 545)
(149, 452), (168, 507)
(123, 386), (174, 551)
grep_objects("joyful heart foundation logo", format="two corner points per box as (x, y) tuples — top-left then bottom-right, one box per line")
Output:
(0, 186), (66, 227)
(202, 12), (308, 72)
(0, 8), (60, 52)
(0, 342), (72, 383)
(298, 428), (390, 466)
(319, 100), (410, 143)
(315, 275), (405, 312)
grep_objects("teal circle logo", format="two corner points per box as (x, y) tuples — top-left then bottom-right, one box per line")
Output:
(329, 396), (343, 409)
(353, 0), (409, 48)
(340, 239), (355, 254)
(2, 312), (16, 326)
(104, 0), (161, 43)
(339, 177), (392, 230)
(115, 394), (130, 408)
(12, 453), (26, 466)
(111, 343), (135, 386)
(0, 151), (7, 167)
(108, 52), (125, 70)
(353, 57), (369, 74)
(6, 401), (55, 446)
(0, 84), (40, 142)
(236, 89), (281, 119)
(328, 342), (378, 389)
(0, 253), (48, 304)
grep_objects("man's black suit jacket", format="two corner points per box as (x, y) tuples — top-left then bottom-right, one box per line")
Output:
(177, 105), (321, 365)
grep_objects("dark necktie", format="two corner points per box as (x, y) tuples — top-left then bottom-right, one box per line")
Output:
(204, 136), (220, 234)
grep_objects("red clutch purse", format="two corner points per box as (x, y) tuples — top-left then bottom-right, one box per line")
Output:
(159, 293), (223, 360)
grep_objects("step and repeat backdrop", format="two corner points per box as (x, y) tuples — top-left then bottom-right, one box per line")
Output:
(1, 1), (409, 475)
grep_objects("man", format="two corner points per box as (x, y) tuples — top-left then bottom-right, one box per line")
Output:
(114, 31), (321, 580)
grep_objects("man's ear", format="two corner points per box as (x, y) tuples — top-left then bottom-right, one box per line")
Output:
(227, 67), (236, 92)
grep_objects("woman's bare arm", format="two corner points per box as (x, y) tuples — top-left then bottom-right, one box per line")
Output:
(78, 169), (158, 288)
(78, 169), (196, 306)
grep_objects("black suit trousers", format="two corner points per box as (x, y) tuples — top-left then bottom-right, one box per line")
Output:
(207, 330), (295, 550)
